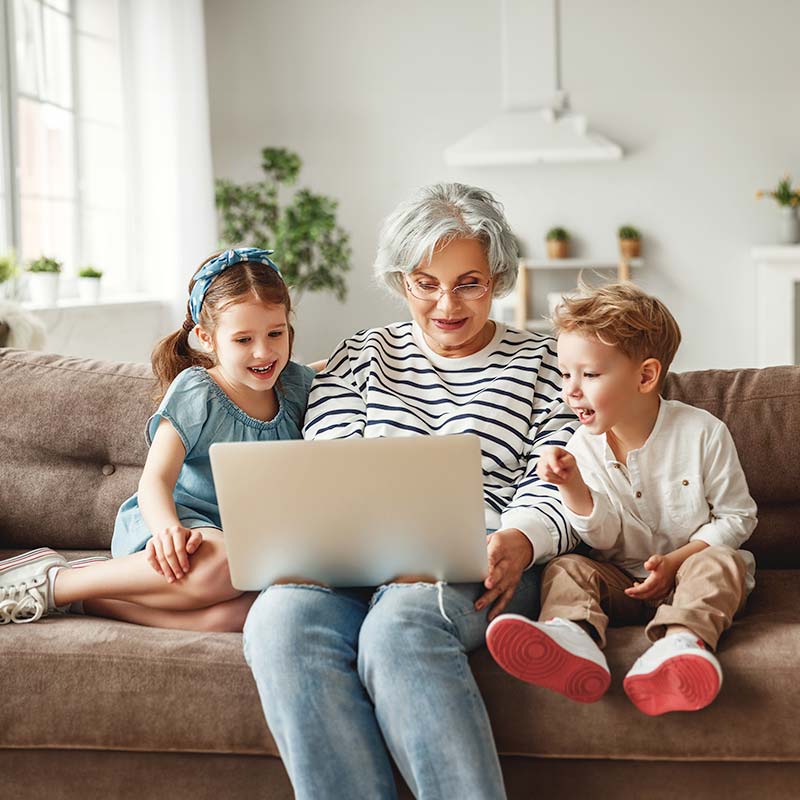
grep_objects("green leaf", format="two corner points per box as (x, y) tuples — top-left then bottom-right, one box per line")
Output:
(215, 147), (350, 301)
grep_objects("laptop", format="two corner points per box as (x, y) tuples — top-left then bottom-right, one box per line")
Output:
(209, 434), (489, 589)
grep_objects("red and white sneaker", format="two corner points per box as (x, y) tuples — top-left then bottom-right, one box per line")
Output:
(623, 633), (722, 716)
(486, 614), (611, 703)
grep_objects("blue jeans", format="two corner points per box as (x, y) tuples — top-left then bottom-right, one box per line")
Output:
(242, 571), (540, 800)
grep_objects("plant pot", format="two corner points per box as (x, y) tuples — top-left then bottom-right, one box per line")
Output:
(779, 206), (800, 245)
(78, 277), (102, 304)
(27, 272), (60, 306)
(546, 240), (569, 259)
(619, 238), (641, 258)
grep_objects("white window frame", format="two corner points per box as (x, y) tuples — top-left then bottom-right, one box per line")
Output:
(0, 0), (135, 304)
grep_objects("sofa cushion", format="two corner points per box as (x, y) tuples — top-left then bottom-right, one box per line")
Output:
(0, 349), (154, 550)
(1, 549), (798, 762)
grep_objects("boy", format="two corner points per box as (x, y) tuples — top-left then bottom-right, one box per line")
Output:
(487, 283), (757, 715)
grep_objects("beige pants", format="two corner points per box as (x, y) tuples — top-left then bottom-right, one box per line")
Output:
(539, 545), (748, 651)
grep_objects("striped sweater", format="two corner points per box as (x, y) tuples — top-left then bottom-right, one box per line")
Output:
(303, 321), (580, 564)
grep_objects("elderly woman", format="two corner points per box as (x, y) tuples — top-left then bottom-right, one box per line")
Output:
(243, 183), (578, 799)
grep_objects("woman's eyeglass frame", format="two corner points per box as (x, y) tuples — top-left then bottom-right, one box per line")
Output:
(404, 277), (492, 302)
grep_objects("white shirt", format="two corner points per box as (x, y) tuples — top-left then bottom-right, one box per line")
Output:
(564, 398), (757, 590)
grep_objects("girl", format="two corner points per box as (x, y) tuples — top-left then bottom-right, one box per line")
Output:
(0, 248), (314, 631)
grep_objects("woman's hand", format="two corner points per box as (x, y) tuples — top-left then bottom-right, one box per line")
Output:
(145, 525), (203, 582)
(474, 528), (532, 620)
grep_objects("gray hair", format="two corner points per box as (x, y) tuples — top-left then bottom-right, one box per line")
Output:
(374, 183), (519, 298)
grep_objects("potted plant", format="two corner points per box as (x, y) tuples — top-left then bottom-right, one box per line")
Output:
(77, 266), (103, 304)
(0, 250), (18, 300)
(618, 225), (641, 258)
(26, 256), (62, 306)
(216, 147), (351, 300)
(546, 227), (570, 259)
(756, 174), (800, 244)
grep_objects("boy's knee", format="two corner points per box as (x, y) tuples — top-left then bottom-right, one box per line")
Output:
(682, 545), (746, 577)
(544, 553), (596, 580)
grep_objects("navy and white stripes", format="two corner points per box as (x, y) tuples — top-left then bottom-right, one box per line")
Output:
(303, 321), (580, 564)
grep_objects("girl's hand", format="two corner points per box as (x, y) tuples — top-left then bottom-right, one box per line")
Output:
(536, 446), (580, 486)
(474, 528), (532, 620)
(624, 553), (678, 602)
(145, 525), (204, 582)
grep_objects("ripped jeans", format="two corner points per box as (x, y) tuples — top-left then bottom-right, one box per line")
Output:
(242, 572), (539, 800)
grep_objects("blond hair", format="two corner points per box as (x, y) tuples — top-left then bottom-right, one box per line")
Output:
(552, 282), (681, 386)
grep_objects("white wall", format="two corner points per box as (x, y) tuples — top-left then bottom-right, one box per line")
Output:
(204, 0), (800, 370)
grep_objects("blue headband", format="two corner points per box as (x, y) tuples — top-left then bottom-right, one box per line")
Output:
(189, 247), (282, 324)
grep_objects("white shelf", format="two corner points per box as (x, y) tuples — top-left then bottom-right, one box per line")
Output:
(751, 246), (800, 261)
(520, 258), (643, 270)
(23, 295), (164, 312)
(513, 257), (643, 332)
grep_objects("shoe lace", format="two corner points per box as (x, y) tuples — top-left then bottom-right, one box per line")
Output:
(0, 581), (45, 623)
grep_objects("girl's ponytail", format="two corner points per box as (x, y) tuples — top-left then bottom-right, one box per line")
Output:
(151, 312), (213, 397)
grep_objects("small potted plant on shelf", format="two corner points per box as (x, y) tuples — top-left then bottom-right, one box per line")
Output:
(618, 225), (641, 258)
(0, 249), (18, 300)
(78, 265), (103, 304)
(756, 174), (800, 244)
(26, 256), (62, 306)
(546, 227), (570, 259)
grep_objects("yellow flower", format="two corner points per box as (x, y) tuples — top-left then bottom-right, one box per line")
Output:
(755, 190), (764, 198)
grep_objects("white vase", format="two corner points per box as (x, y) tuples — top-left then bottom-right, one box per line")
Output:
(780, 206), (800, 244)
(27, 272), (60, 306)
(78, 277), (102, 303)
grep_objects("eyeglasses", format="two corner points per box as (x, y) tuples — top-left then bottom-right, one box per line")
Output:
(404, 278), (492, 302)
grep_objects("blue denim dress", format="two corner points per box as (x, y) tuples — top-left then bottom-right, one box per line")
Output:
(111, 362), (315, 557)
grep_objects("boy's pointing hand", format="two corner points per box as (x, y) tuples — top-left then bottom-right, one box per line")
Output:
(537, 446), (580, 486)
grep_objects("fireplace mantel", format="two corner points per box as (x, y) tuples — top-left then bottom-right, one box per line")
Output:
(753, 246), (800, 367)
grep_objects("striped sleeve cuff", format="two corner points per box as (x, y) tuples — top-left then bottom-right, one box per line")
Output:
(500, 509), (558, 567)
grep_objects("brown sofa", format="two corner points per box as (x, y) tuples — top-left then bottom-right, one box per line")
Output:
(1, 347), (799, 799)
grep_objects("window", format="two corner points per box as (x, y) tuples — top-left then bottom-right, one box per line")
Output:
(1, 0), (127, 295)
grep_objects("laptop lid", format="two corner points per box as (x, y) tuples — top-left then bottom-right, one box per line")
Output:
(209, 434), (489, 589)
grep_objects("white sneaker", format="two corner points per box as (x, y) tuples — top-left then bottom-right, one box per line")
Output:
(623, 632), (722, 716)
(486, 614), (611, 703)
(0, 548), (69, 624)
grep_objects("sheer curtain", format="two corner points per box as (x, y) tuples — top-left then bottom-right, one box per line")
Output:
(121, 0), (217, 323)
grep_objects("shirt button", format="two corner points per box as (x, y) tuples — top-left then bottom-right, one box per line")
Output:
(682, 479), (689, 486)
(635, 490), (642, 498)
(102, 464), (116, 476)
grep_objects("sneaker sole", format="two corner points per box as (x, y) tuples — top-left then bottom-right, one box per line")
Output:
(487, 616), (610, 703)
(623, 654), (720, 716)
